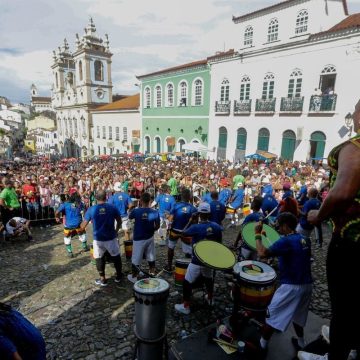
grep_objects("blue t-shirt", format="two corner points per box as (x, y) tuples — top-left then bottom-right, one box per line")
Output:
(84, 203), (121, 241)
(261, 195), (279, 217)
(57, 202), (83, 229)
(243, 211), (267, 225)
(296, 185), (308, 206)
(0, 309), (46, 360)
(201, 192), (212, 204)
(108, 191), (133, 218)
(269, 233), (312, 285)
(262, 184), (273, 196)
(129, 207), (160, 241)
(219, 189), (232, 205)
(183, 221), (223, 265)
(209, 200), (226, 225)
(299, 198), (321, 230)
(154, 194), (176, 217)
(170, 202), (197, 231)
(230, 189), (244, 209)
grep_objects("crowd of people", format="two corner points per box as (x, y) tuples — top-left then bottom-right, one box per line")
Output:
(0, 121), (359, 360)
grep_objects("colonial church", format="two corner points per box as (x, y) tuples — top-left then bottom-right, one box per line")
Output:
(51, 18), (113, 157)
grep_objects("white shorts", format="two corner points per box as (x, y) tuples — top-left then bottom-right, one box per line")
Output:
(93, 238), (120, 259)
(185, 262), (213, 284)
(266, 283), (313, 332)
(121, 217), (130, 231)
(132, 237), (155, 266)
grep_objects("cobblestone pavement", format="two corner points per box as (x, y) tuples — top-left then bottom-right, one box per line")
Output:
(0, 222), (331, 359)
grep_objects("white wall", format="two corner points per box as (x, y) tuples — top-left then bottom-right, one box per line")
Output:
(92, 110), (141, 155)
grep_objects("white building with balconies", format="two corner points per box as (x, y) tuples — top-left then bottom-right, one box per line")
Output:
(208, 0), (360, 162)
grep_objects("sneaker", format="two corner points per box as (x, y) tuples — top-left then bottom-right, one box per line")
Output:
(127, 274), (138, 284)
(163, 265), (173, 274)
(95, 278), (108, 287)
(321, 325), (330, 344)
(67, 252), (74, 258)
(291, 337), (304, 351)
(297, 351), (328, 360)
(114, 274), (123, 283)
(175, 303), (190, 315)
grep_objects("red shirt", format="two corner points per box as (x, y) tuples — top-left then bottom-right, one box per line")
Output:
(22, 184), (37, 202)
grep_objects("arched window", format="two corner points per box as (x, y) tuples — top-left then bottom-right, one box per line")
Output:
(69, 118), (73, 136)
(73, 118), (78, 136)
(267, 18), (279, 42)
(144, 136), (151, 153)
(257, 128), (270, 151)
(295, 10), (308, 34)
(94, 60), (104, 81)
(155, 85), (162, 107)
(218, 126), (228, 149)
(166, 83), (174, 107)
(108, 126), (112, 140)
(79, 60), (83, 81)
(320, 65), (337, 93)
(220, 79), (230, 102)
(281, 130), (296, 160)
(154, 137), (161, 153)
(288, 69), (303, 98)
(244, 26), (253, 46)
(236, 128), (247, 150)
(144, 87), (151, 108)
(55, 73), (59, 88)
(310, 131), (326, 159)
(193, 79), (203, 106)
(178, 139), (186, 152)
(179, 81), (188, 106)
(115, 126), (120, 140)
(240, 76), (251, 101)
(262, 73), (275, 100)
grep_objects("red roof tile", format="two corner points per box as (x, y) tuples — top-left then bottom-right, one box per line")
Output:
(137, 59), (207, 79)
(310, 13), (360, 38)
(206, 49), (236, 61)
(94, 94), (139, 111)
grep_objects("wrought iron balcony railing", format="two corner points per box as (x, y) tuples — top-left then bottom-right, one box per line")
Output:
(309, 94), (337, 112)
(215, 101), (231, 114)
(255, 98), (276, 112)
(234, 99), (252, 114)
(280, 97), (304, 112)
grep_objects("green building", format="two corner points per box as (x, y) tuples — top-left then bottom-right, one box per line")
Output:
(137, 59), (210, 154)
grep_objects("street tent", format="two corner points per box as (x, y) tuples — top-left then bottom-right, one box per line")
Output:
(244, 153), (268, 161)
(182, 142), (211, 152)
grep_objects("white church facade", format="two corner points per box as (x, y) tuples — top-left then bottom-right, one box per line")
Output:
(207, 0), (360, 162)
(51, 18), (112, 158)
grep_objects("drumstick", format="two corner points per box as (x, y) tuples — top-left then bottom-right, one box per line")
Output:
(211, 338), (238, 350)
(264, 205), (279, 219)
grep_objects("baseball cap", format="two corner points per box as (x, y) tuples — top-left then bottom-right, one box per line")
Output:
(114, 182), (122, 191)
(198, 202), (211, 213)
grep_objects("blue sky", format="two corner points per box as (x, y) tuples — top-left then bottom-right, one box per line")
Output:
(1, 0), (359, 104)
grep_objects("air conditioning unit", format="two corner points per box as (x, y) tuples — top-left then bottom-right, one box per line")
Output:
(296, 127), (304, 140)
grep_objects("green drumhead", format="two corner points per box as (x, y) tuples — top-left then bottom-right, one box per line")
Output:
(241, 222), (280, 251)
(193, 240), (236, 270)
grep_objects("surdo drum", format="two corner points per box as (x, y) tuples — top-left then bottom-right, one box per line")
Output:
(174, 258), (191, 287)
(233, 260), (276, 311)
(193, 240), (236, 270)
(241, 222), (280, 251)
(133, 278), (170, 341)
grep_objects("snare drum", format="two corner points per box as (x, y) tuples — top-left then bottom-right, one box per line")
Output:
(174, 258), (191, 287)
(241, 222), (280, 251)
(233, 260), (276, 311)
(193, 240), (236, 270)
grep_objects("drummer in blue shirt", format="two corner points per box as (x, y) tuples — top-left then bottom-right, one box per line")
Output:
(174, 202), (223, 315)
(254, 212), (313, 354)
(201, 185), (216, 204)
(227, 182), (245, 225)
(151, 184), (175, 244)
(108, 182), (133, 241)
(128, 192), (160, 283)
(163, 189), (197, 273)
(209, 191), (226, 225)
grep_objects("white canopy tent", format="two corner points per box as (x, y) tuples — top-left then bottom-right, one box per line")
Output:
(182, 142), (212, 152)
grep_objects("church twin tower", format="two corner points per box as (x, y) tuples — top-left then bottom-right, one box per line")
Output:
(51, 18), (113, 157)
